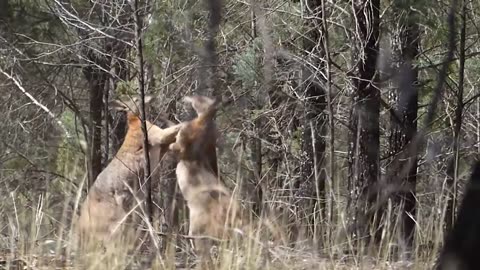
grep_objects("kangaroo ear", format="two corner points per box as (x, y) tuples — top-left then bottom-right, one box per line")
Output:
(110, 95), (156, 114)
(143, 95), (154, 105)
(130, 95), (154, 113)
(196, 99), (219, 124)
(183, 95), (216, 115)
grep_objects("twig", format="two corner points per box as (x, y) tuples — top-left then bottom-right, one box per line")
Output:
(0, 68), (71, 138)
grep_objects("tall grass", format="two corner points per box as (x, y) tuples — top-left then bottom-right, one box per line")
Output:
(0, 142), (460, 270)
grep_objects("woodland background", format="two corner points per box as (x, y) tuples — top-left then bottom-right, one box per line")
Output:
(0, 0), (477, 268)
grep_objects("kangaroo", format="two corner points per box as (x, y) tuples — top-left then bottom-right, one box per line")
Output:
(169, 95), (244, 269)
(76, 95), (181, 250)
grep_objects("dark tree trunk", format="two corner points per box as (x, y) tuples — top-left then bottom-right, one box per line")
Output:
(198, 0), (222, 96)
(348, 0), (381, 244)
(388, 5), (419, 251)
(83, 60), (107, 185)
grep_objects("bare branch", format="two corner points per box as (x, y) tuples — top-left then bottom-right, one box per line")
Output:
(0, 68), (71, 138)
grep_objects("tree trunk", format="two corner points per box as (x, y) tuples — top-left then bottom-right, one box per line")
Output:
(198, 0), (222, 96)
(248, 3), (264, 217)
(83, 58), (107, 186)
(445, 0), (466, 234)
(132, 0), (154, 223)
(348, 0), (381, 244)
(388, 3), (419, 252)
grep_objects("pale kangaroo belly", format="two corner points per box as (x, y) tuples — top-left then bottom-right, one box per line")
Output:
(175, 161), (219, 199)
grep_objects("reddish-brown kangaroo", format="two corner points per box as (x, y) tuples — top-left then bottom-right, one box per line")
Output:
(169, 95), (244, 268)
(75, 95), (181, 250)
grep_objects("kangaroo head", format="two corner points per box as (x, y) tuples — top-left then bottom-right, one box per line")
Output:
(109, 95), (181, 157)
(169, 95), (219, 162)
(109, 95), (154, 116)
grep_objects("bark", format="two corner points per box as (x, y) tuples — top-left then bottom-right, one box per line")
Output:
(348, 0), (381, 244)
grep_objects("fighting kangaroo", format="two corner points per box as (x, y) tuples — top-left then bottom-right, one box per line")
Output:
(76, 95), (181, 250)
(169, 95), (244, 269)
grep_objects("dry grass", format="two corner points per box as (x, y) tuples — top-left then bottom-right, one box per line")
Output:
(0, 184), (445, 270)
(0, 145), (453, 270)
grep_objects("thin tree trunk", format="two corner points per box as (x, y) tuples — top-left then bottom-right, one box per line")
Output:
(132, 0), (153, 223)
(104, 69), (110, 163)
(199, 0), (222, 96)
(250, 121), (263, 215)
(445, 0), (466, 233)
(321, 0), (335, 239)
(348, 0), (381, 244)
(249, 3), (264, 217)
